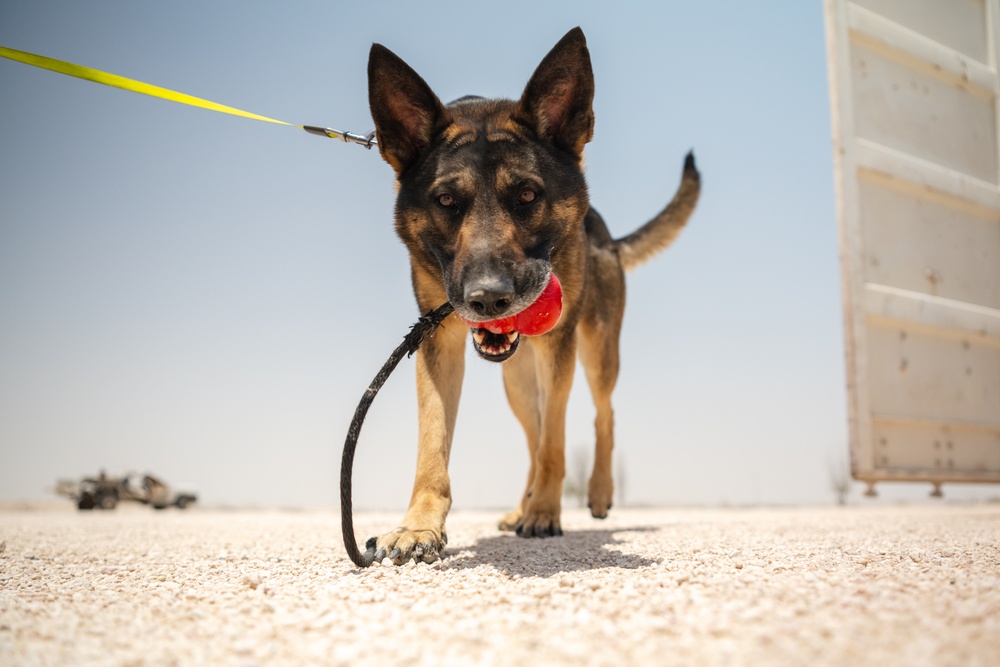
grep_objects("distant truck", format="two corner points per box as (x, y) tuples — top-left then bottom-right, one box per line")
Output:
(56, 471), (197, 510)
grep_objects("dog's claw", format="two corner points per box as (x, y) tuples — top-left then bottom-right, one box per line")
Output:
(374, 547), (387, 563)
(362, 537), (378, 563)
(538, 524), (563, 538)
(514, 511), (563, 538)
(389, 548), (401, 561)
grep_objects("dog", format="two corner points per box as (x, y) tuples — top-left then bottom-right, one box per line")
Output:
(365, 27), (700, 564)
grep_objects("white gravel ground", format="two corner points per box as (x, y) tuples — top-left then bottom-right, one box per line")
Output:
(1, 504), (998, 667)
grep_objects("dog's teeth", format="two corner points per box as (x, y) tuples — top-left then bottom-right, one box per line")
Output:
(471, 328), (518, 358)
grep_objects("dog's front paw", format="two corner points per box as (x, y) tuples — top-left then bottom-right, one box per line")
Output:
(515, 510), (563, 538)
(364, 526), (448, 565)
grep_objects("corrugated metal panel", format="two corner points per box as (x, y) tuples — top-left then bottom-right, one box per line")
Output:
(825, 0), (1000, 495)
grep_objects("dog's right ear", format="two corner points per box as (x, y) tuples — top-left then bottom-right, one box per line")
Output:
(368, 44), (449, 175)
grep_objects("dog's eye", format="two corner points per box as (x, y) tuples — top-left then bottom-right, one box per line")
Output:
(518, 190), (537, 205)
(437, 193), (456, 208)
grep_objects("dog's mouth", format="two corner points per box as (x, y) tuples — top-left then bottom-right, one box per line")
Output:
(470, 328), (520, 362)
(458, 273), (563, 363)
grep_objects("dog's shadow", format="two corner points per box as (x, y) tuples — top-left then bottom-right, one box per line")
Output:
(438, 526), (660, 577)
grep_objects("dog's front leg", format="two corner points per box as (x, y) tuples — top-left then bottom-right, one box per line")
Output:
(516, 330), (576, 538)
(370, 315), (465, 565)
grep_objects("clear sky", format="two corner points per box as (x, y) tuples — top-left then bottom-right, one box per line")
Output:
(2, 1), (995, 511)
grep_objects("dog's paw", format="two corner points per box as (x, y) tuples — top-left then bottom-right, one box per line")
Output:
(515, 511), (563, 538)
(588, 474), (614, 519)
(364, 526), (448, 566)
(498, 509), (521, 532)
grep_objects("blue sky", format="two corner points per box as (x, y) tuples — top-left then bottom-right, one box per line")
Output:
(2, 1), (993, 510)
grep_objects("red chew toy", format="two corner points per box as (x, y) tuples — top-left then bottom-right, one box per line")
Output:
(459, 273), (563, 336)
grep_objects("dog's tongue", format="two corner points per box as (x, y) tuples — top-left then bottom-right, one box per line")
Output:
(460, 274), (563, 336)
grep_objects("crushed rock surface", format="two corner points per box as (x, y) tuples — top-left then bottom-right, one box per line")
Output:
(1, 505), (998, 666)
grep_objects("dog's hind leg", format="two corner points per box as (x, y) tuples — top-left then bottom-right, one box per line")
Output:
(499, 342), (540, 531)
(577, 250), (626, 519)
(578, 317), (621, 518)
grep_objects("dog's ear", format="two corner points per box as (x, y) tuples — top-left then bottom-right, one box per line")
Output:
(368, 44), (449, 174)
(517, 27), (595, 157)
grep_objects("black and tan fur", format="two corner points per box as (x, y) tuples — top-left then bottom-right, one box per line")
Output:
(366, 28), (700, 564)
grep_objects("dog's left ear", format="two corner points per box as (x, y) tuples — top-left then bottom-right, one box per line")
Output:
(368, 43), (450, 175)
(517, 27), (595, 158)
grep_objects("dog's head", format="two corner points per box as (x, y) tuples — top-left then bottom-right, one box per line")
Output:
(368, 28), (594, 362)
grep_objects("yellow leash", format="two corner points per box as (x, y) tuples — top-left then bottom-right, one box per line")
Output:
(0, 45), (376, 148)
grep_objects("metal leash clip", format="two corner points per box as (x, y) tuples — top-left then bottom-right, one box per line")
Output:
(303, 126), (377, 149)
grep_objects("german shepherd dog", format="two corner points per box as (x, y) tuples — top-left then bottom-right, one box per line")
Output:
(366, 27), (700, 564)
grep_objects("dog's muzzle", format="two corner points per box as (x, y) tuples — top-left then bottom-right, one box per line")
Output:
(457, 273), (563, 362)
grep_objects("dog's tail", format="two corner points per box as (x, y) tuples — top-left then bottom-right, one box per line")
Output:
(615, 151), (701, 272)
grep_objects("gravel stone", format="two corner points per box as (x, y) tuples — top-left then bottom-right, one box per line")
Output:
(0, 505), (998, 666)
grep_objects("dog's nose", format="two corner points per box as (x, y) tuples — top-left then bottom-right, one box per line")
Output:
(465, 277), (515, 318)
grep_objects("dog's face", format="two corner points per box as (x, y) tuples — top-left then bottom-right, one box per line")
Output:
(368, 28), (595, 362)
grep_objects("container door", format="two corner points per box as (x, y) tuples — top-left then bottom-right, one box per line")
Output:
(825, 0), (1000, 495)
